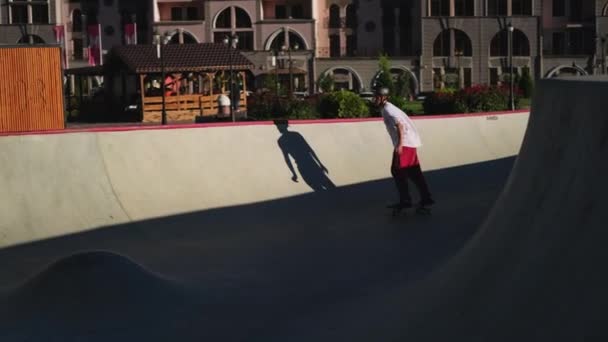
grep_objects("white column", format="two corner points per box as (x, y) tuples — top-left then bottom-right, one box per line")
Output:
(55, 0), (64, 25)
(153, 0), (160, 22)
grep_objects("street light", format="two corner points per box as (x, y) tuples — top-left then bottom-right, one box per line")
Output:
(507, 22), (515, 111)
(600, 36), (607, 75)
(223, 34), (239, 122)
(154, 32), (170, 125)
(454, 48), (464, 89)
(282, 43), (299, 98)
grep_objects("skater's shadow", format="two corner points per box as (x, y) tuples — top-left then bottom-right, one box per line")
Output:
(275, 120), (336, 191)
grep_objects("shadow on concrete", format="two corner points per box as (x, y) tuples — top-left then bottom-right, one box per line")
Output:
(0, 157), (515, 342)
(275, 120), (336, 191)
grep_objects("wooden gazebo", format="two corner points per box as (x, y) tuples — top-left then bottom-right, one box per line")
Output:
(112, 43), (254, 123)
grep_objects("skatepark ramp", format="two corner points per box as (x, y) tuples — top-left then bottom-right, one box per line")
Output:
(383, 77), (608, 341)
(0, 112), (528, 249)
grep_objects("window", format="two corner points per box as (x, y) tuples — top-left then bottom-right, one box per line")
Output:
(170, 7), (202, 21)
(512, 0), (531, 15)
(330, 34), (340, 57)
(171, 7), (183, 21)
(430, 0), (450, 16)
(291, 4), (304, 19)
(275, 5), (287, 19)
(434, 30), (451, 56)
(433, 29), (472, 56)
(215, 8), (231, 28)
(329, 5), (340, 28)
(72, 9), (82, 32)
(455, 0), (474, 16)
(569, 0), (582, 21)
(186, 7), (199, 21)
(269, 30), (306, 50)
(346, 5), (357, 29)
(553, 0), (565, 17)
(346, 34), (357, 56)
(235, 7), (251, 28)
(487, 0), (508, 16)
(214, 6), (254, 50)
(490, 29), (530, 56)
(10, 0), (49, 24)
(552, 32), (565, 54)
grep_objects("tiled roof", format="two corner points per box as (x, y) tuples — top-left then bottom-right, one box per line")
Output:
(113, 43), (254, 74)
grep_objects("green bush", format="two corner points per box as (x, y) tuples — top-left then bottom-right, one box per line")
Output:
(318, 90), (370, 118)
(422, 88), (459, 114)
(389, 96), (408, 112)
(285, 99), (319, 119)
(518, 67), (534, 98)
(423, 85), (522, 114)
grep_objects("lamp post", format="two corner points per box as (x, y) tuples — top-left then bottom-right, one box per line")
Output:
(223, 34), (239, 122)
(602, 36), (607, 75)
(454, 48), (464, 89)
(282, 43), (300, 98)
(154, 33), (170, 125)
(507, 22), (515, 111)
(270, 49), (280, 106)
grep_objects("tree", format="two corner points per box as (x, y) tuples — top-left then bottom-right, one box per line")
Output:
(518, 67), (534, 98)
(394, 72), (411, 98)
(318, 73), (335, 93)
(375, 54), (395, 94)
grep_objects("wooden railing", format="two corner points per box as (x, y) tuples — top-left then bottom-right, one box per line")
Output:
(141, 92), (247, 123)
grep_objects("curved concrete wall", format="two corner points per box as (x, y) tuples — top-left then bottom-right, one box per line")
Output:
(0, 111), (529, 248)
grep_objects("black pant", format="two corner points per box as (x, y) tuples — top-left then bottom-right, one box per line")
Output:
(391, 154), (433, 206)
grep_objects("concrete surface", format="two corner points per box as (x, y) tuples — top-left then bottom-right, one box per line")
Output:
(0, 109), (536, 341)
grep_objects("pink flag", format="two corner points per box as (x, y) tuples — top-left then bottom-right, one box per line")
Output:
(124, 23), (137, 45)
(53, 25), (69, 69)
(87, 24), (103, 66)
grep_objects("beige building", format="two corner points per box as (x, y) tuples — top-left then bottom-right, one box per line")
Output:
(1, 0), (607, 94)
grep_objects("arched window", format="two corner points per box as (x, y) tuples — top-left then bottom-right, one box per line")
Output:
(169, 31), (198, 44)
(325, 67), (362, 92)
(72, 9), (82, 33)
(269, 30), (307, 51)
(213, 7), (254, 50)
(345, 4), (357, 28)
(235, 7), (252, 28)
(329, 4), (340, 28)
(490, 29), (530, 56)
(433, 29), (472, 56)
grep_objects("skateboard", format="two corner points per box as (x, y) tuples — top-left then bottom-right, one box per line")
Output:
(387, 203), (432, 217)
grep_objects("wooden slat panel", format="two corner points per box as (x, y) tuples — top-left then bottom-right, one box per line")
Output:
(0, 47), (65, 133)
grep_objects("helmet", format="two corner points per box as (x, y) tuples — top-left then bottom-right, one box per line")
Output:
(375, 87), (390, 96)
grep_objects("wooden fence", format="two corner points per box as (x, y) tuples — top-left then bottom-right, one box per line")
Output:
(0, 46), (65, 133)
(142, 92), (247, 123)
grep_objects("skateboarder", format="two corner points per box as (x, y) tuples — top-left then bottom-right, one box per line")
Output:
(374, 87), (434, 213)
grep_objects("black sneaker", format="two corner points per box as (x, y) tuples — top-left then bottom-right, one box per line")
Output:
(387, 202), (413, 209)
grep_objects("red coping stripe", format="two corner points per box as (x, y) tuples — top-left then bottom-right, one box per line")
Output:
(0, 109), (530, 137)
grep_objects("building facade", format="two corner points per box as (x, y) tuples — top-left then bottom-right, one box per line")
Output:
(1, 0), (607, 93)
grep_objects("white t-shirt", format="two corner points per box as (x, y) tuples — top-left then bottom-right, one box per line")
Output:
(381, 102), (422, 148)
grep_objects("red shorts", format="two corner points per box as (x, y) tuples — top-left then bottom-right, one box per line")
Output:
(392, 147), (420, 170)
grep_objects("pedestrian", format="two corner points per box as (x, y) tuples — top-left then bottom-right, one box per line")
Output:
(374, 87), (435, 212)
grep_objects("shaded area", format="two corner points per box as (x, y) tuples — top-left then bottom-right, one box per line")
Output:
(0, 158), (514, 341)
(276, 120), (336, 191)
